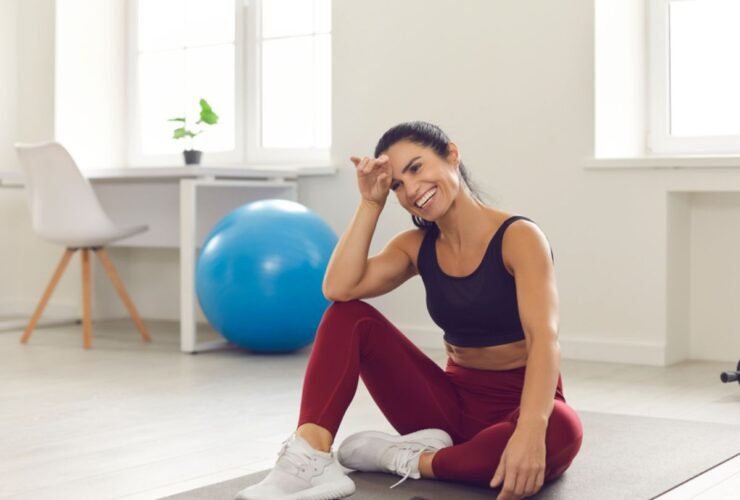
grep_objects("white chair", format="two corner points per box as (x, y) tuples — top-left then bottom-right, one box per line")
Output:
(15, 141), (151, 348)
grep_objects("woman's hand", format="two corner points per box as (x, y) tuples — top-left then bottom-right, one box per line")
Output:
(490, 428), (547, 500)
(350, 154), (392, 208)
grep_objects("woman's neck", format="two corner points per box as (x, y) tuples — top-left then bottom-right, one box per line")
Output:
(435, 191), (495, 252)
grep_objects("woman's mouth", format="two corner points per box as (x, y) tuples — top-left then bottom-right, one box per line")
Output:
(415, 187), (437, 210)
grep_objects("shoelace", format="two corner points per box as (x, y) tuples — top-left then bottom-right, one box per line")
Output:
(388, 445), (430, 489)
(276, 437), (319, 475)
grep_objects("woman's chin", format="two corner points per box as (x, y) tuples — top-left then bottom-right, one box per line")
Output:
(410, 208), (440, 222)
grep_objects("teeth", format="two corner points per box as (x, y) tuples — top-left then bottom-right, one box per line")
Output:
(415, 188), (437, 208)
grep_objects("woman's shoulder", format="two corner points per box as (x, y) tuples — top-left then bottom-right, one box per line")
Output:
(491, 209), (543, 236)
(492, 208), (529, 225)
(499, 212), (544, 234)
(498, 213), (554, 270)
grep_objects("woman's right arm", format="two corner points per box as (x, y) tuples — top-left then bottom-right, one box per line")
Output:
(322, 155), (417, 301)
(322, 202), (417, 301)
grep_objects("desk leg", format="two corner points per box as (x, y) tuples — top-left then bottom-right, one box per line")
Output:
(180, 179), (197, 353)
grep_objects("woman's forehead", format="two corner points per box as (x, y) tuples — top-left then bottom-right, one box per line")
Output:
(387, 141), (428, 166)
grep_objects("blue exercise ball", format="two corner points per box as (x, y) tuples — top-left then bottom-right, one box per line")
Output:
(196, 199), (338, 353)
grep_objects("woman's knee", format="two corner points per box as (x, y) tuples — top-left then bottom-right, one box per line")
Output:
(326, 299), (379, 315)
(551, 401), (583, 444)
(546, 401), (583, 465)
(315, 300), (379, 341)
(321, 300), (379, 326)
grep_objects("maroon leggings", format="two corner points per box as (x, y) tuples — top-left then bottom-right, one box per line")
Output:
(297, 300), (583, 487)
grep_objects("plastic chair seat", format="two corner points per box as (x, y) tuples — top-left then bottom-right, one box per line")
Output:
(42, 224), (149, 248)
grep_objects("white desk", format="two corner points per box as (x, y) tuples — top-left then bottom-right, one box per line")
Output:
(0, 165), (336, 353)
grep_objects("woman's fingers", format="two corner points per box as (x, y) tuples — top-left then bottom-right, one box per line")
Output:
(370, 155), (389, 171)
(360, 157), (372, 174)
(364, 155), (390, 174)
(350, 155), (390, 174)
(357, 157), (372, 175)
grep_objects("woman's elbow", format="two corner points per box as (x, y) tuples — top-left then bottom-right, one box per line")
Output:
(322, 286), (349, 302)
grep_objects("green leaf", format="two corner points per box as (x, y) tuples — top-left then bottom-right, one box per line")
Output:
(173, 127), (188, 139)
(200, 110), (219, 125)
(168, 117), (186, 122)
(199, 99), (219, 125)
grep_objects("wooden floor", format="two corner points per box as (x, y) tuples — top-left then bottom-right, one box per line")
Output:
(1, 319), (739, 500)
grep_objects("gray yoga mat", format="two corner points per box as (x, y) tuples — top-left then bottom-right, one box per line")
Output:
(164, 411), (740, 500)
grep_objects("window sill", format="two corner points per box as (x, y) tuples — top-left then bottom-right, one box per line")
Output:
(0, 164), (339, 187)
(585, 156), (740, 170)
(116, 163), (338, 177)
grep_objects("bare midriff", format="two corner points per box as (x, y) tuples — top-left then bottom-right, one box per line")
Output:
(444, 339), (528, 371)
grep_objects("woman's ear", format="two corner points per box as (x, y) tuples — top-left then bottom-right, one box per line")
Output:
(448, 142), (461, 167)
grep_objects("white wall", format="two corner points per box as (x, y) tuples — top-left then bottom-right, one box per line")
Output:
(690, 193), (740, 360)
(0, 0), (19, 173)
(16, 0), (55, 143)
(55, 0), (127, 169)
(0, 0), (82, 318)
(594, 0), (646, 157)
(0, 0), (21, 310)
(3, 0), (740, 364)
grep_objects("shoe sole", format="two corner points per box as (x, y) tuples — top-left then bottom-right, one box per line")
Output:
(337, 428), (453, 470)
(236, 476), (356, 500)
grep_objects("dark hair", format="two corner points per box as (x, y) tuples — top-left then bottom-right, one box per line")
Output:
(374, 121), (488, 230)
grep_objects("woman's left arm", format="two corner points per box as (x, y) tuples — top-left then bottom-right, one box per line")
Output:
(491, 220), (561, 500)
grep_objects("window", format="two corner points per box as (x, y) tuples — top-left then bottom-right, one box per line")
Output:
(649, 0), (740, 155)
(261, 1), (331, 149)
(129, 0), (331, 166)
(130, 0), (239, 164)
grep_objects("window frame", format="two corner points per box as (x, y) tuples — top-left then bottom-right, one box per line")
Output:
(648, 0), (740, 155)
(127, 0), (246, 167)
(127, 0), (330, 167)
(244, 0), (331, 164)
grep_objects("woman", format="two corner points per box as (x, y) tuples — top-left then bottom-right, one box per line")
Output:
(236, 121), (583, 500)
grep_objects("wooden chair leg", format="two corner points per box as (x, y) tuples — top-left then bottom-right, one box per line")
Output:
(21, 249), (77, 344)
(81, 249), (92, 349)
(94, 247), (151, 342)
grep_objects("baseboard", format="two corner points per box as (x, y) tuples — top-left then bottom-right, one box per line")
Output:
(399, 324), (668, 366)
(556, 335), (667, 366)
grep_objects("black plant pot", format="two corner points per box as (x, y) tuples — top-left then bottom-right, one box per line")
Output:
(183, 150), (202, 165)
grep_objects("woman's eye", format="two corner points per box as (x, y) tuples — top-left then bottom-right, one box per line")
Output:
(389, 164), (420, 191)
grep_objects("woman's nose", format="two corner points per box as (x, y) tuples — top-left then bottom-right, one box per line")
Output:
(405, 184), (420, 202)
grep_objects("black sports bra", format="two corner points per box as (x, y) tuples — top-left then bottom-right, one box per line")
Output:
(416, 216), (553, 348)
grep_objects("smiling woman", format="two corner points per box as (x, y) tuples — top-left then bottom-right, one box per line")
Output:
(235, 121), (583, 500)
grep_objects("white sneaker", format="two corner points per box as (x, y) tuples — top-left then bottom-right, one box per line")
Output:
(337, 428), (453, 488)
(234, 434), (356, 500)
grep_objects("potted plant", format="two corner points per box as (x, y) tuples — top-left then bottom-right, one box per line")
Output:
(168, 98), (219, 165)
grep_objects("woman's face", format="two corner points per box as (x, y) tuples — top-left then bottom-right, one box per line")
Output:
(384, 140), (460, 219)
